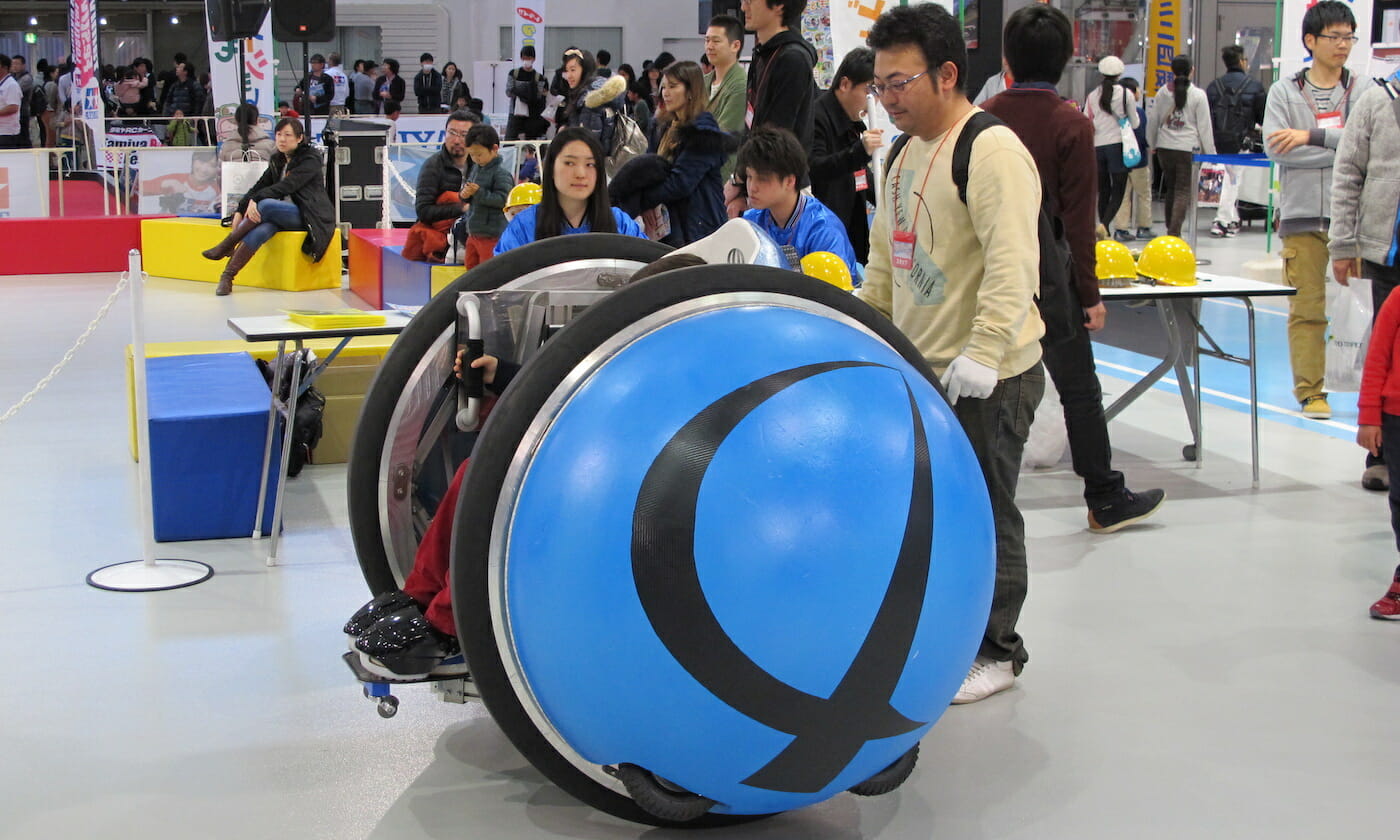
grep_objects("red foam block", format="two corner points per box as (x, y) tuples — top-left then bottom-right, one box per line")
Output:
(349, 228), (408, 309)
(0, 215), (174, 276)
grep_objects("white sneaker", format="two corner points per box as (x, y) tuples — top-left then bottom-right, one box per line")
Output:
(951, 657), (1016, 704)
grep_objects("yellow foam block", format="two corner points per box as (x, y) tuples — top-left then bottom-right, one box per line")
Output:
(430, 264), (465, 298)
(126, 335), (397, 460)
(140, 217), (342, 292)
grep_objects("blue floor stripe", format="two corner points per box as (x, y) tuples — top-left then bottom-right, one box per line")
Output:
(1091, 298), (1360, 444)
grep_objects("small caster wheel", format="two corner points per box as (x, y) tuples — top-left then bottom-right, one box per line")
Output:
(1182, 444), (1197, 462)
(377, 695), (399, 718)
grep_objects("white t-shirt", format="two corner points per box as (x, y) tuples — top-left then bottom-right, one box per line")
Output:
(327, 65), (350, 106)
(0, 75), (22, 135)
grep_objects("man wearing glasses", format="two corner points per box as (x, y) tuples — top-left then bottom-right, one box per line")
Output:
(1264, 1), (1369, 433)
(411, 110), (479, 259)
(857, 4), (1044, 703)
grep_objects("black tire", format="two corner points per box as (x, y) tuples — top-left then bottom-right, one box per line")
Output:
(346, 234), (671, 595)
(451, 265), (945, 826)
(846, 743), (919, 796)
(613, 764), (716, 823)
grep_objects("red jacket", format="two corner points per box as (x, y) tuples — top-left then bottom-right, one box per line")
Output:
(1359, 288), (1400, 426)
(982, 87), (1101, 308)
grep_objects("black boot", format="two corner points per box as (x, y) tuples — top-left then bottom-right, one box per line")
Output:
(215, 245), (254, 295)
(202, 218), (257, 260)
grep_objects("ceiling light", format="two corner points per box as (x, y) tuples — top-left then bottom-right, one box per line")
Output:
(171, 15), (179, 24)
(99, 16), (107, 25)
(29, 16), (38, 25)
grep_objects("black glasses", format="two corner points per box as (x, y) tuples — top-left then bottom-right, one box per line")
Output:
(868, 70), (928, 98)
(1315, 33), (1359, 44)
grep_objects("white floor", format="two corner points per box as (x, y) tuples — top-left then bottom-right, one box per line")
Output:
(0, 218), (1395, 840)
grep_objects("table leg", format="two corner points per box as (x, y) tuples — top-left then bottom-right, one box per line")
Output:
(267, 339), (304, 567)
(1246, 297), (1259, 489)
(1165, 300), (1202, 462)
(253, 339), (286, 539)
(1104, 303), (1184, 422)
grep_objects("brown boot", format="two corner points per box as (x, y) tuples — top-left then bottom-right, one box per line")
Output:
(203, 219), (257, 260)
(215, 245), (254, 295)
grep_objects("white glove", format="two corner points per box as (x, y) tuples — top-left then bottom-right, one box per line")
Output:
(940, 355), (999, 405)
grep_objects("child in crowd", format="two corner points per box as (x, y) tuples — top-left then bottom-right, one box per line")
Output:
(738, 126), (860, 282)
(277, 101), (300, 119)
(458, 124), (515, 268)
(1356, 289), (1400, 619)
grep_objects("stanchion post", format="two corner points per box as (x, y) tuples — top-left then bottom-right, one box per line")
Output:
(87, 251), (214, 592)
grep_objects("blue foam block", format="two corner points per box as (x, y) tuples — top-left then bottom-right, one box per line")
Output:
(380, 245), (432, 308)
(147, 353), (278, 541)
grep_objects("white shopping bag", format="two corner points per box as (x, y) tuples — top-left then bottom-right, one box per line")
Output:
(1022, 375), (1067, 470)
(1325, 277), (1373, 393)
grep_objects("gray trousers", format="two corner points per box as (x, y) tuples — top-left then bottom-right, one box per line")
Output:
(952, 362), (1044, 669)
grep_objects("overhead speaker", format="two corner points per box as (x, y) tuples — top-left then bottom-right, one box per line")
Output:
(206, 0), (271, 41)
(271, 0), (336, 42)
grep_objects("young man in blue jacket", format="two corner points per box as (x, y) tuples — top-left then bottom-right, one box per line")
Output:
(738, 127), (860, 281)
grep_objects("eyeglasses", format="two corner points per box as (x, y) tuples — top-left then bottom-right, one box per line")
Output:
(868, 70), (928, 98)
(1315, 33), (1359, 44)
(446, 128), (469, 139)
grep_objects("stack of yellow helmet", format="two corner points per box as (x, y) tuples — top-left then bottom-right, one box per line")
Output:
(800, 251), (854, 291)
(1137, 235), (1197, 286)
(504, 182), (542, 221)
(1095, 240), (1137, 288)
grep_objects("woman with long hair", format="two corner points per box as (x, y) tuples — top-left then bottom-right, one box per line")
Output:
(218, 102), (275, 161)
(494, 126), (645, 253)
(440, 61), (470, 112)
(560, 48), (628, 151)
(200, 118), (336, 295)
(1148, 54), (1216, 237)
(608, 60), (733, 245)
(1081, 56), (1141, 232)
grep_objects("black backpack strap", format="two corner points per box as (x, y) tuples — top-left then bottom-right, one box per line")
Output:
(951, 110), (1003, 206)
(882, 132), (912, 189)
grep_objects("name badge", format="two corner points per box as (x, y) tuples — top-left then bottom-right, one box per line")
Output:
(854, 168), (869, 192)
(1316, 110), (1344, 130)
(892, 230), (916, 271)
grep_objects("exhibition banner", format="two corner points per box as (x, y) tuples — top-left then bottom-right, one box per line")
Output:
(207, 9), (276, 117)
(1278, 0), (1372, 78)
(0, 150), (49, 219)
(513, 0), (546, 62)
(70, 0), (106, 155)
(1145, 0), (1181, 97)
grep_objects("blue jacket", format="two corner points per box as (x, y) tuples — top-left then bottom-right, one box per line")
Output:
(743, 194), (861, 281)
(621, 111), (736, 246)
(494, 205), (646, 255)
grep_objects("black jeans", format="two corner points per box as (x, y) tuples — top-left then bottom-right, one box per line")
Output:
(1382, 413), (1400, 550)
(1158, 149), (1195, 237)
(953, 363), (1045, 668)
(1095, 144), (1128, 227)
(1041, 324), (1126, 506)
(1365, 261), (1400, 469)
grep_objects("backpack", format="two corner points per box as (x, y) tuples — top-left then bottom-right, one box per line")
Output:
(884, 111), (1081, 347)
(257, 350), (326, 477)
(605, 109), (648, 179)
(29, 83), (48, 118)
(1210, 76), (1253, 154)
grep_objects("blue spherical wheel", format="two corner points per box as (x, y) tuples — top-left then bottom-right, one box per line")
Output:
(451, 264), (995, 825)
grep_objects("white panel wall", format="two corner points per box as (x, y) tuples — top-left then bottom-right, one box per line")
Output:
(336, 0), (707, 71)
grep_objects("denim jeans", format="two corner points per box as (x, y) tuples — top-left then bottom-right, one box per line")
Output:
(1095, 144), (1128, 227)
(1041, 324), (1125, 507)
(243, 199), (304, 252)
(953, 362), (1045, 668)
(1365, 262), (1400, 469)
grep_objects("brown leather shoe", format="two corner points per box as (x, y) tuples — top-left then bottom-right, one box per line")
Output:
(202, 219), (257, 260)
(215, 245), (254, 295)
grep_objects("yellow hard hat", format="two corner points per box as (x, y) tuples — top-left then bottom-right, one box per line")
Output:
(1137, 235), (1197, 286)
(800, 251), (853, 291)
(1095, 239), (1137, 287)
(506, 182), (542, 208)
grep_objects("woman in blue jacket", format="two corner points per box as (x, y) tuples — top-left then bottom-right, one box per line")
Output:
(495, 126), (645, 255)
(609, 60), (734, 246)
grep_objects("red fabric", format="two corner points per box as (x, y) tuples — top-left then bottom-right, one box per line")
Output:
(464, 235), (498, 269)
(1359, 289), (1400, 426)
(402, 458), (469, 636)
(401, 191), (461, 262)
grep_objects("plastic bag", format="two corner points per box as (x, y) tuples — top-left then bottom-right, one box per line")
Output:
(1325, 277), (1373, 393)
(1022, 375), (1067, 471)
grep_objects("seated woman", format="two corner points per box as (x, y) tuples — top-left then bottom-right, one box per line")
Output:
(344, 254), (705, 681)
(494, 126), (646, 255)
(200, 118), (336, 295)
(607, 60), (733, 246)
(218, 103), (276, 162)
